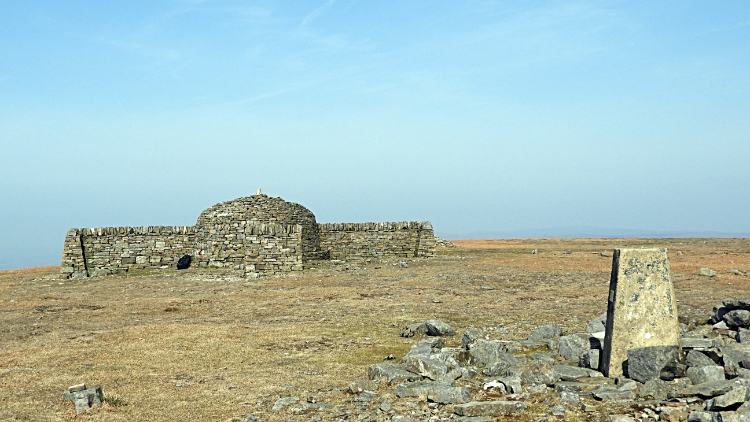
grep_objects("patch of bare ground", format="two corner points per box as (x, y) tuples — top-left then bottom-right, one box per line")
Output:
(0, 238), (748, 421)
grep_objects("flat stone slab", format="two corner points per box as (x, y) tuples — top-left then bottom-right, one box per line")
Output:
(553, 364), (603, 381)
(454, 401), (528, 416)
(600, 248), (681, 377)
(368, 363), (422, 384)
(682, 338), (715, 349)
(672, 380), (735, 399)
(396, 380), (447, 398)
(706, 387), (750, 410)
(402, 355), (449, 380)
(426, 386), (472, 404)
(592, 386), (637, 401)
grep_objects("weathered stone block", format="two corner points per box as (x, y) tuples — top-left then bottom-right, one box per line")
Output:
(426, 386), (472, 404)
(453, 401), (528, 416)
(580, 349), (600, 370)
(62, 386), (102, 414)
(626, 345), (681, 383)
(687, 366), (726, 384)
(528, 324), (563, 341)
(600, 248), (681, 377)
(368, 363), (422, 384)
(559, 333), (591, 361)
(402, 355), (449, 380)
(468, 339), (507, 367)
(425, 319), (456, 336)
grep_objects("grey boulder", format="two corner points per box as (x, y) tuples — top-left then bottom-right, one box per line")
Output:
(468, 339), (508, 367)
(528, 324), (563, 341)
(558, 334), (591, 361)
(368, 363), (423, 384)
(425, 319), (456, 336)
(626, 345), (681, 383)
(579, 349), (600, 370)
(553, 364), (603, 381)
(453, 401), (528, 416)
(62, 386), (103, 414)
(401, 322), (428, 337)
(725, 310), (750, 329)
(686, 366), (726, 384)
(587, 312), (607, 334)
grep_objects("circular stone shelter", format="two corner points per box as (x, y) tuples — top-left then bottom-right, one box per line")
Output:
(194, 193), (326, 272)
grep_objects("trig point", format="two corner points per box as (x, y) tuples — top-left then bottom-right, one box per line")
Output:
(599, 248), (681, 377)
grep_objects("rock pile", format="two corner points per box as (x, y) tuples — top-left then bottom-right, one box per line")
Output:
(344, 305), (750, 421)
(434, 236), (459, 248)
(62, 383), (103, 414)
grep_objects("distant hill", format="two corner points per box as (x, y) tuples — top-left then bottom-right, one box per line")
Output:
(437, 226), (750, 240)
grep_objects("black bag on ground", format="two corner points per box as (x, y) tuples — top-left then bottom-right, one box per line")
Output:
(177, 254), (191, 270)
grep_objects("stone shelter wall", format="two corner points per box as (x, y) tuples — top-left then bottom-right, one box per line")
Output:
(244, 223), (304, 277)
(60, 226), (198, 279)
(317, 221), (435, 260)
(194, 194), (325, 267)
(61, 194), (436, 278)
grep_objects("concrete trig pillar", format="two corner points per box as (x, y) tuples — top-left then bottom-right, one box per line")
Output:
(599, 248), (681, 377)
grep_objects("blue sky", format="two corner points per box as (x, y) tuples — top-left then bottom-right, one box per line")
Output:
(1, 1), (749, 270)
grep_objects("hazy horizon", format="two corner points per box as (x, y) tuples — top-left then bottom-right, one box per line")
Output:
(2, 1), (749, 270)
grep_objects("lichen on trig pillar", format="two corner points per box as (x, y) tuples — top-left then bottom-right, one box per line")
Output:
(599, 248), (681, 377)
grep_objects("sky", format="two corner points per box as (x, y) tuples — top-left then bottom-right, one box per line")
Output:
(1, 1), (750, 270)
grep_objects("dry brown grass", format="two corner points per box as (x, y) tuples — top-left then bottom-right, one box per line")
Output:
(1, 238), (749, 421)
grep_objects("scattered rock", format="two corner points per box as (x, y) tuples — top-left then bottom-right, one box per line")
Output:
(461, 328), (484, 349)
(468, 339), (508, 367)
(686, 350), (720, 367)
(608, 415), (635, 422)
(683, 337), (715, 349)
(549, 404), (567, 415)
(348, 379), (377, 394)
(426, 386), (472, 404)
(587, 312), (608, 334)
(553, 364), (603, 381)
(272, 396), (299, 411)
(62, 384), (103, 414)
(425, 319), (456, 336)
(686, 366), (726, 384)
(558, 334), (591, 361)
(706, 387), (749, 410)
(700, 268), (716, 277)
(401, 322), (428, 337)
(453, 401), (528, 416)
(580, 349), (600, 370)
(402, 355), (449, 380)
(505, 361), (558, 385)
(528, 324), (562, 341)
(724, 310), (750, 329)
(354, 391), (379, 402)
(591, 385), (637, 401)
(368, 363), (423, 384)
(559, 390), (580, 405)
(481, 352), (518, 376)
(626, 345), (681, 383)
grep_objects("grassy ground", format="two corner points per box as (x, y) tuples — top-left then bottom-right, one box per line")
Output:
(1, 238), (748, 421)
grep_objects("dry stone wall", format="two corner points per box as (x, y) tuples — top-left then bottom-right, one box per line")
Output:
(318, 221), (435, 260)
(60, 194), (436, 278)
(60, 226), (197, 279)
(244, 223), (304, 277)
